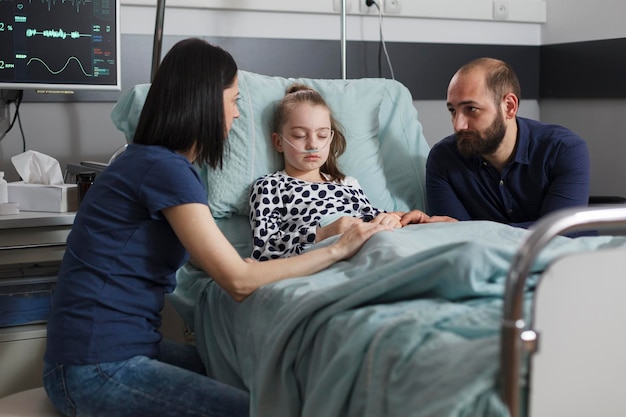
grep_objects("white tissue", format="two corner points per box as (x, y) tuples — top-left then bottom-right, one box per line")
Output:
(11, 150), (65, 185)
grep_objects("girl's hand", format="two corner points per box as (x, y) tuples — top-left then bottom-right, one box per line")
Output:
(370, 212), (402, 228)
(316, 216), (363, 242)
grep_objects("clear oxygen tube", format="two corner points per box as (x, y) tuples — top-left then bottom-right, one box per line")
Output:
(279, 131), (334, 154)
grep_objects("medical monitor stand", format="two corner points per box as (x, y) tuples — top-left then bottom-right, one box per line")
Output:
(0, 90), (21, 137)
(0, 99), (9, 136)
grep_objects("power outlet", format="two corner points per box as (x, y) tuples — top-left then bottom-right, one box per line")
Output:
(493, 0), (509, 20)
(384, 0), (401, 14)
(333, 0), (353, 12)
(359, 0), (376, 14)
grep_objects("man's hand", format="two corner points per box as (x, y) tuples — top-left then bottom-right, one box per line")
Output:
(426, 215), (458, 223)
(399, 209), (458, 226)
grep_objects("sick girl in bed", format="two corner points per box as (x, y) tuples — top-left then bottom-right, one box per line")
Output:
(249, 84), (409, 261)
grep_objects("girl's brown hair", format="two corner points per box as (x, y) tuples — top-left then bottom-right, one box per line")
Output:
(272, 83), (347, 182)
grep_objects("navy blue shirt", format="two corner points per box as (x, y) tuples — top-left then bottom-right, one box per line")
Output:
(45, 144), (208, 365)
(426, 117), (590, 228)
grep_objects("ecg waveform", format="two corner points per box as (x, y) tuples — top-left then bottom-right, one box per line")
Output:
(31, 0), (94, 13)
(27, 56), (93, 77)
(26, 28), (91, 39)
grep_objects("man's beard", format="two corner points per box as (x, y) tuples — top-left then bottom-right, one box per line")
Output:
(455, 111), (507, 157)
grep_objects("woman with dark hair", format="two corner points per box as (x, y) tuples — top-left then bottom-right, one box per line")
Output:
(43, 38), (388, 417)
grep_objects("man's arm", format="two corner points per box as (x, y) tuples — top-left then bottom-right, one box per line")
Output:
(425, 150), (472, 220)
(509, 136), (590, 230)
(539, 138), (591, 217)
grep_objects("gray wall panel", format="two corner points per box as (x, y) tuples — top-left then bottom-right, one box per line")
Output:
(22, 34), (541, 102)
(540, 38), (626, 99)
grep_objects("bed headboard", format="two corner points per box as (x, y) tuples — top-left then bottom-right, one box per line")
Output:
(111, 70), (430, 257)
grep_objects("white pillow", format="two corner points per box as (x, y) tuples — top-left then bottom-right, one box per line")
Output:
(202, 70), (429, 218)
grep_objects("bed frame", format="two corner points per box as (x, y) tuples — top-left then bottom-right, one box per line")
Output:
(501, 205), (626, 417)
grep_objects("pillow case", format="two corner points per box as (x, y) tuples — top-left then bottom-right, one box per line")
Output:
(202, 70), (429, 218)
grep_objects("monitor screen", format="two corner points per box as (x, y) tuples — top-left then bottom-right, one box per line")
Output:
(0, 0), (121, 93)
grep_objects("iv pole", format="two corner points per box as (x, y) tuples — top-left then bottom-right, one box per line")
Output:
(340, 0), (347, 79)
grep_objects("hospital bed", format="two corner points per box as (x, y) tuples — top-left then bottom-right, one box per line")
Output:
(111, 70), (626, 417)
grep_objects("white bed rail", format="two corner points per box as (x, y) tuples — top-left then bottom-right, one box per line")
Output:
(500, 206), (626, 417)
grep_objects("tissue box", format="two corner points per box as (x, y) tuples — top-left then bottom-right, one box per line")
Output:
(7, 182), (78, 212)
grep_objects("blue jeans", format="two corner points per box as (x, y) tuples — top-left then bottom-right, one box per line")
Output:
(43, 340), (249, 417)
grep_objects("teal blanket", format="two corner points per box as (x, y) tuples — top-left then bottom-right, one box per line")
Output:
(173, 221), (625, 417)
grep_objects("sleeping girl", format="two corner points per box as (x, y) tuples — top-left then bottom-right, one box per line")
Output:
(248, 83), (406, 261)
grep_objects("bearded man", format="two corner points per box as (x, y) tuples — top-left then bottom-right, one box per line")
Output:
(422, 57), (590, 228)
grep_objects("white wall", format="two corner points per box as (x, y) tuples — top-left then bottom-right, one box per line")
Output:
(126, 3), (542, 148)
(121, 5), (543, 44)
(540, 99), (626, 197)
(542, 0), (626, 44)
(0, 3), (543, 182)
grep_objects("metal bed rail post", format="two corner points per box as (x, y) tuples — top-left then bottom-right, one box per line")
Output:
(500, 206), (626, 417)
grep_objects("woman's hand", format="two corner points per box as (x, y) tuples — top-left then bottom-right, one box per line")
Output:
(316, 216), (363, 243)
(330, 221), (392, 260)
(165, 203), (388, 302)
(370, 212), (402, 228)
